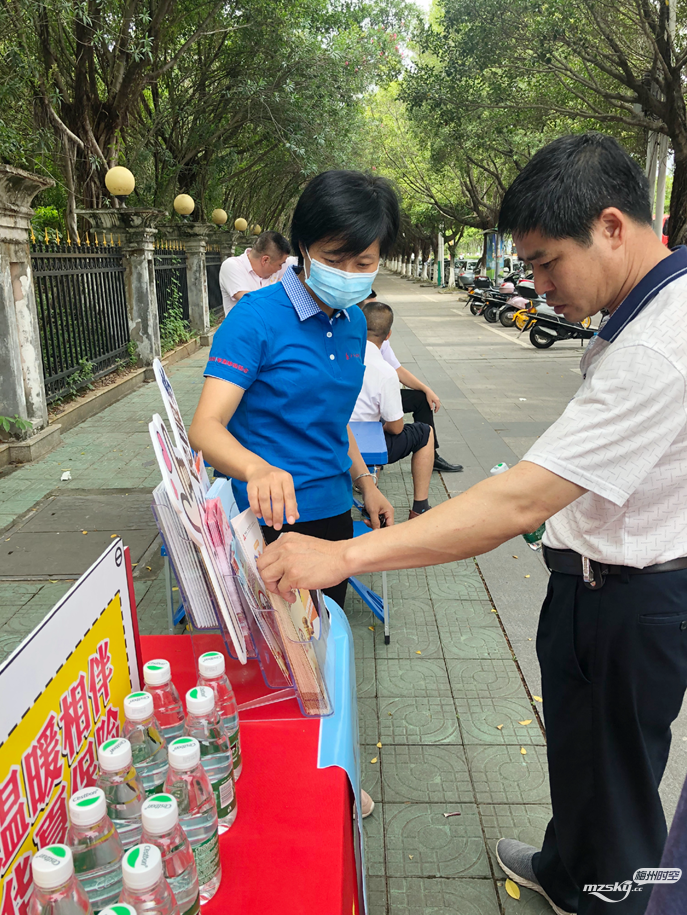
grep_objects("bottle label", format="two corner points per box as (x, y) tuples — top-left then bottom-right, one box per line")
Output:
(229, 730), (242, 772)
(213, 772), (236, 818)
(523, 523), (546, 544)
(149, 782), (166, 795)
(191, 831), (220, 886)
(182, 893), (201, 915)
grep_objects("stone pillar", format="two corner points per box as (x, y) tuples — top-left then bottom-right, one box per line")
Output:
(218, 230), (237, 262)
(0, 166), (62, 459)
(182, 225), (212, 335)
(79, 209), (163, 366)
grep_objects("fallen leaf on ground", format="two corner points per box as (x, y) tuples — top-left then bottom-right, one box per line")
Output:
(518, 719), (533, 726)
(505, 879), (521, 899)
(416, 650), (422, 654)
(521, 747), (527, 755)
(408, 855), (413, 859)
(512, 555), (518, 559)
(369, 626), (375, 631)
(370, 757), (378, 764)
(110, 534), (118, 538)
(496, 724), (504, 730)
(443, 811), (461, 817)
(172, 587), (179, 591)
(533, 695), (543, 702)
(82, 530), (87, 535)
(388, 712), (393, 716)
(376, 742), (382, 748)
(524, 574), (530, 578)
(491, 608), (497, 613)
(146, 566), (152, 571)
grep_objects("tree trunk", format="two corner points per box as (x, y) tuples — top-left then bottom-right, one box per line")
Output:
(668, 146), (687, 246)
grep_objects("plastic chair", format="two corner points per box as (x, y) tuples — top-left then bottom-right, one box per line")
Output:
(349, 501), (390, 644)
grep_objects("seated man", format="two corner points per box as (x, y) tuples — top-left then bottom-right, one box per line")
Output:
(351, 301), (435, 519)
(219, 230), (297, 314)
(363, 290), (462, 472)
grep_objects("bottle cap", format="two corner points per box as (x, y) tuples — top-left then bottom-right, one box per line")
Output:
(186, 685), (215, 716)
(198, 651), (226, 679)
(143, 659), (172, 687)
(124, 691), (154, 722)
(69, 786), (107, 827)
(98, 737), (133, 773)
(141, 794), (179, 835)
(121, 844), (162, 891)
(489, 462), (509, 475)
(31, 845), (74, 889)
(168, 736), (201, 771)
(100, 907), (137, 915)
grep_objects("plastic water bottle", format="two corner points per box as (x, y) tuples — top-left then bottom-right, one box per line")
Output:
(66, 786), (124, 911)
(143, 660), (185, 742)
(97, 738), (145, 850)
(119, 844), (180, 915)
(141, 794), (199, 915)
(197, 651), (242, 780)
(183, 687), (236, 832)
(490, 462), (545, 551)
(164, 737), (221, 903)
(28, 845), (93, 915)
(123, 692), (169, 795)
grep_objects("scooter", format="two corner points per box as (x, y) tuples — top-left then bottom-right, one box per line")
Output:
(522, 311), (595, 348)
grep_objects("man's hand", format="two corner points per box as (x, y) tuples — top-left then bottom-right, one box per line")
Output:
(257, 533), (349, 602)
(360, 480), (394, 529)
(245, 462), (299, 530)
(425, 387), (441, 413)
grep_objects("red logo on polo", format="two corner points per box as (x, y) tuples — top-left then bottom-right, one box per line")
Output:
(209, 355), (249, 374)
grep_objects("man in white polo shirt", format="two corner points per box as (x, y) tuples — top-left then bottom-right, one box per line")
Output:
(219, 230), (296, 314)
(351, 301), (435, 519)
(259, 133), (687, 915)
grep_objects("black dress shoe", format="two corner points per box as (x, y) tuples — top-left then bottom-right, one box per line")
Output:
(433, 453), (463, 472)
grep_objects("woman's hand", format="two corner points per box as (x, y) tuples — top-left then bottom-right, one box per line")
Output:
(258, 533), (349, 601)
(359, 478), (394, 529)
(245, 462), (299, 530)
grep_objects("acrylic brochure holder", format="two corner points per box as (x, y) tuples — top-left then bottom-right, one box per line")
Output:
(151, 495), (333, 718)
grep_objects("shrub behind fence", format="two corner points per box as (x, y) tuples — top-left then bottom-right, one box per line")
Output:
(30, 233), (129, 403)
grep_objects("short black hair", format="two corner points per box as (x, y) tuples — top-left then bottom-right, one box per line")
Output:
(253, 230), (291, 256)
(291, 171), (400, 264)
(363, 301), (394, 339)
(498, 133), (652, 245)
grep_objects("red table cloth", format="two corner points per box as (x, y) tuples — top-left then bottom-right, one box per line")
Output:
(140, 635), (360, 915)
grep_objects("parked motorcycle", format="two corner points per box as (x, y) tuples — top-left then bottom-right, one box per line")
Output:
(522, 311), (594, 348)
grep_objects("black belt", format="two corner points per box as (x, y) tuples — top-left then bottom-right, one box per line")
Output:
(543, 546), (687, 590)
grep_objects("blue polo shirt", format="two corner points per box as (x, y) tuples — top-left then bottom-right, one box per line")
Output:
(204, 266), (367, 522)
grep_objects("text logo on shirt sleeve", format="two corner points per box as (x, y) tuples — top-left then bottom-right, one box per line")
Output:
(208, 355), (249, 373)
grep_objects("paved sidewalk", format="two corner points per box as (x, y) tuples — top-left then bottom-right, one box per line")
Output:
(0, 269), (685, 914)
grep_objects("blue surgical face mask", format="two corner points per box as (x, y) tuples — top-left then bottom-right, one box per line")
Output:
(304, 249), (378, 311)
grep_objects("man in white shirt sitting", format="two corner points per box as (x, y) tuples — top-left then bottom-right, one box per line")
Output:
(351, 301), (435, 519)
(363, 290), (462, 473)
(219, 231), (297, 314)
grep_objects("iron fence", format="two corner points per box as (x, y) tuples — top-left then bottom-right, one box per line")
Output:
(30, 234), (129, 403)
(206, 248), (223, 318)
(154, 243), (189, 327)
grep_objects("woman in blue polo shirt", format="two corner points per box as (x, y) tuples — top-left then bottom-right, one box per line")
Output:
(189, 170), (399, 607)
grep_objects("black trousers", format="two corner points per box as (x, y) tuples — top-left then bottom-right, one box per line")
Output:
(262, 509), (353, 609)
(533, 569), (687, 914)
(401, 389), (439, 449)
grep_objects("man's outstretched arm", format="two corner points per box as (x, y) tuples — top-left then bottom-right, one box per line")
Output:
(257, 461), (585, 599)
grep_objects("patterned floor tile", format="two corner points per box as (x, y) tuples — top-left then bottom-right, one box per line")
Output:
(370, 568), (430, 600)
(352, 625), (376, 661)
(359, 697), (381, 745)
(481, 804), (552, 866)
(467, 745), (551, 804)
(496, 883), (555, 914)
(456, 698), (546, 745)
(387, 877), (500, 914)
(381, 746), (473, 804)
(377, 698), (461, 745)
(362, 745), (382, 802)
(366, 875), (388, 914)
(439, 624), (512, 660)
(447, 658), (528, 700)
(363, 803), (385, 877)
(433, 598), (500, 628)
(385, 804), (490, 877)
(376, 659), (452, 698)
(374, 602), (442, 659)
(357, 657), (377, 698)
(426, 565), (488, 601)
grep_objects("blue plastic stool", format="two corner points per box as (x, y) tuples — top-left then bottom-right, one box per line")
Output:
(161, 542), (187, 632)
(349, 503), (390, 644)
